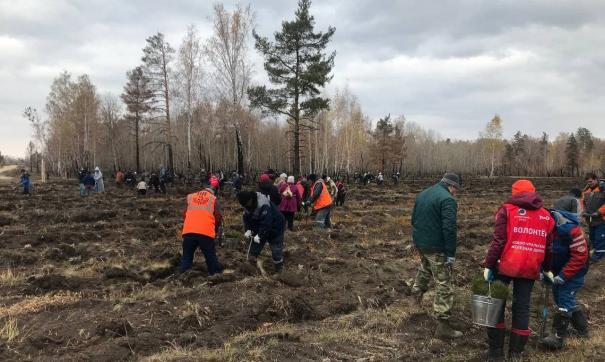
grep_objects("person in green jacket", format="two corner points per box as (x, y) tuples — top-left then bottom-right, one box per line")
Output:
(410, 172), (462, 340)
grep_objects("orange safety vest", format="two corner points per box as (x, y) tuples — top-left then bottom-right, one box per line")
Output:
(182, 188), (217, 238)
(312, 180), (333, 211)
(498, 204), (554, 280)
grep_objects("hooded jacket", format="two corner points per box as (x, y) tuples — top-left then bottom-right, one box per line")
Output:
(258, 180), (282, 206)
(550, 209), (589, 280)
(484, 192), (554, 273)
(243, 192), (285, 241)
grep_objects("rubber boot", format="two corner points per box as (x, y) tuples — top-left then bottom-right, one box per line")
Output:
(274, 261), (284, 274)
(434, 319), (462, 340)
(487, 328), (505, 361)
(508, 332), (528, 360)
(542, 312), (570, 350)
(570, 309), (589, 338)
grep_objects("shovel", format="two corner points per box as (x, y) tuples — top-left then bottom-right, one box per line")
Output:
(539, 282), (549, 341)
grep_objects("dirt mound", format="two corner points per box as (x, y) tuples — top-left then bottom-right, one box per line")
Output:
(96, 319), (134, 338)
(26, 274), (83, 292)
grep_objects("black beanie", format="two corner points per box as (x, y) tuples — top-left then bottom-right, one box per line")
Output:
(308, 173), (317, 182)
(237, 191), (256, 208)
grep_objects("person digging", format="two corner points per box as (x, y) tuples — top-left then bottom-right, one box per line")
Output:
(237, 190), (285, 274)
(541, 195), (590, 349)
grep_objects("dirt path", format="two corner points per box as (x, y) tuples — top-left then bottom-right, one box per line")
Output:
(0, 164), (19, 181)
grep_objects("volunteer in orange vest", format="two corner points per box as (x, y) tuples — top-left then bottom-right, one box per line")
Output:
(303, 174), (333, 228)
(482, 179), (555, 361)
(179, 178), (224, 275)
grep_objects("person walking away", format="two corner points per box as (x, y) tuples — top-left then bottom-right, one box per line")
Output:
(327, 176), (338, 199)
(541, 197), (589, 350)
(482, 179), (556, 360)
(149, 173), (161, 193)
(581, 173), (605, 263)
(115, 170), (125, 187)
(19, 169), (31, 195)
(279, 176), (301, 231)
(336, 179), (347, 207)
(238, 190), (286, 273)
(303, 174), (333, 229)
(82, 171), (95, 197)
(232, 173), (242, 193)
(180, 181), (224, 275)
(377, 172), (384, 186)
(258, 174), (282, 206)
(137, 178), (148, 196)
(410, 172), (462, 340)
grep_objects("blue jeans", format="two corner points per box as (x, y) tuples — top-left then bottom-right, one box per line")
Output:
(314, 206), (332, 228)
(249, 233), (284, 265)
(181, 233), (223, 275)
(79, 183), (86, 196)
(589, 224), (605, 260)
(552, 272), (585, 313)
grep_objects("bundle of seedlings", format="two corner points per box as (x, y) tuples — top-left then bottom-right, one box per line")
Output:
(471, 276), (510, 301)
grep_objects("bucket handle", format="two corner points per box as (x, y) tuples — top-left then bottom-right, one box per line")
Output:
(487, 281), (492, 300)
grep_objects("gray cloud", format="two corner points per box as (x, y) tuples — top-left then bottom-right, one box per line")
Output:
(1, 0), (605, 157)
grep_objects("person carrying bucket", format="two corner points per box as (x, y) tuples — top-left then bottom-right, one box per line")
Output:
(482, 179), (556, 361)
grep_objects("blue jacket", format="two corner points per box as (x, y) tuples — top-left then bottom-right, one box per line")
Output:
(551, 209), (589, 279)
(243, 192), (285, 241)
(20, 175), (30, 187)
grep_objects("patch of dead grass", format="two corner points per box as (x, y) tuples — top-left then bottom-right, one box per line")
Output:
(0, 268), (24, 287)
(0, 291), (82, 318)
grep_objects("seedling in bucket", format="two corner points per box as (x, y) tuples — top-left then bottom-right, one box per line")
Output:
(471, 277), (509, 328)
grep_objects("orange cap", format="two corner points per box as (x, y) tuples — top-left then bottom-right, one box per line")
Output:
(512, 179), (535, 195)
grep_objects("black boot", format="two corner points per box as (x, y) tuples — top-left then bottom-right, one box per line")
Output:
(542, 312), (570, 349)
(508, 332), (528, 360)
(487, 328), (505, 361)
(570, 309), (589, 337)
(274, 261), (284, 274)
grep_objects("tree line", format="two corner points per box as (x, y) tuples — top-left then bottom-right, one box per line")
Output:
(19, 0), (605, 180)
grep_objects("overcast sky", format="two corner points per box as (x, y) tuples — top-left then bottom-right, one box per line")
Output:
(2, 0), (605, 157)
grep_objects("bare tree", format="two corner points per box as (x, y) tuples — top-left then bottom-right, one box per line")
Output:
(99, 93), (122, 172)
(23, 106), (47, 181)
(205, 3), (253, 175)
(142, 32), (176, 171)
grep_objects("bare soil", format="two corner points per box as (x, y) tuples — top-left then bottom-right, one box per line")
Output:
(0, 177), (603, 361)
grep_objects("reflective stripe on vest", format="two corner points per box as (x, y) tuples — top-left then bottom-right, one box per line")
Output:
(182, 189), (217, 238)
(313, 180), (333, 210)
(498, 204), (554, 280)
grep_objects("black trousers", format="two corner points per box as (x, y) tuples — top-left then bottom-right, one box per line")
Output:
(282, 211), (295, 231)
(493, 273), (535, 336)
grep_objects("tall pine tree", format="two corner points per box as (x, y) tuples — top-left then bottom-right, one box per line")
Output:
(248, 0), (335, 176)
(566, 134), (579, 176)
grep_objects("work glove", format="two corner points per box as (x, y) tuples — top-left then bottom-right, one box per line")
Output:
(445, 257), (455, 266)
(483, 268), (494, 282)
(253, 235), (261, 244)
(542, 271), (555, 284)
(244, 230), (252, 238)
(553, 275), (565, 285)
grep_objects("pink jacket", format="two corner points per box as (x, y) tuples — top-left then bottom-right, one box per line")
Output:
(278, 181), (301, 213)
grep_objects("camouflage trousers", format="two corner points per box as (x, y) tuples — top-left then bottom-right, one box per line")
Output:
(411, 251), (454, 321)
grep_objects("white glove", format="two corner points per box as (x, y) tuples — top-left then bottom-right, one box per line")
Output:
(253, 235), (261, 244)
(244, 230), (252, 238)
(542, 271), (555, 283)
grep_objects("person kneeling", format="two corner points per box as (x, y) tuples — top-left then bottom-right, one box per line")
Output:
(180, 180), (224, 276)
(238, 191), (285, 273)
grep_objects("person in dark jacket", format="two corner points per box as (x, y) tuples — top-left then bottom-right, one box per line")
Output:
(232, 173), (242, 193)
(19, 169), (31, 195)
(82, 171), (96, 197)
(149, 173), (161, 193)
(78, 168), (87, 196)
(542, 198), (590, 349)
(581, 173), (605, 263)
(410, 172), (461, 340)
(258, 173), (281, 206)
(238, 191), (286, 273)
(482, 179), (556, 361)
(336, 179), (347, 206)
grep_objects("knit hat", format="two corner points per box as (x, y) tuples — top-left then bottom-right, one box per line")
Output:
(209, 177), (219, 189)
(260, 174), (270, 183)
(287, 176), (295, 183)
(308, 174), (317, 182)
(441, 172), (462, 189)
(511, 179), (535, 195)
(280, 173), (287, 179)
(237, 191), (256, 208)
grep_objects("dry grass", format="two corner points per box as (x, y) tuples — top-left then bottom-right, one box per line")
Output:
(0, 317), (20, 342)
(0, 292), (82, 318)
(0, 268), (24, 287)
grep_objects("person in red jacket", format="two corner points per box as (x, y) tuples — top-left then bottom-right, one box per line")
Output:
(482, 179), (555, 361)
(179, 179), (224, 275)
(542, 197), (590, 349)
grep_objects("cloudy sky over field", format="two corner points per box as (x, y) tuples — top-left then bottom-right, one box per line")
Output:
(1, 0), (605, 157)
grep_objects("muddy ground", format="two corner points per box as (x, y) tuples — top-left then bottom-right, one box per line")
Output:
(0, 176), (603, 361)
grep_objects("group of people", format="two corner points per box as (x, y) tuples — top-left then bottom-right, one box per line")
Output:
(178, 170), (348, 276)
(78, 167), (104, 196)
(411, 172), (600, 360)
